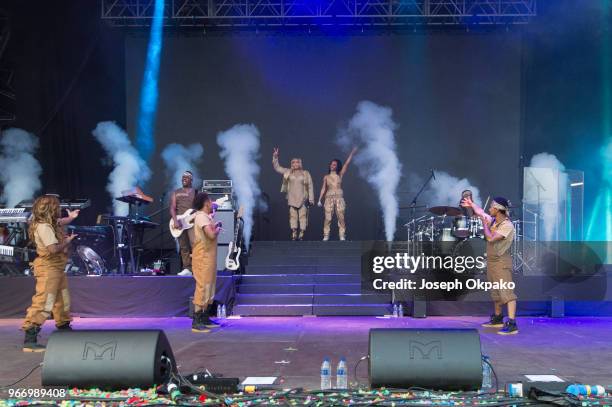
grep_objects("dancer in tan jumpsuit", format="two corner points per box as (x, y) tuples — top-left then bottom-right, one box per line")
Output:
(272, 148), (314, 241)
(317, 147), (357, 241)
(190, 192), (222, 332)
(22, 195), (79, 352)
(462, 196), (518, 335)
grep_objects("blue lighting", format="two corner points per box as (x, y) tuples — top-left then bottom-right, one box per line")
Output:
(136, 0), (165, 162)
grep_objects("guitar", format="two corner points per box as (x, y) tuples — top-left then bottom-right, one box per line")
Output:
(169, 195), (229, 238)
(225, 207), (244, 271)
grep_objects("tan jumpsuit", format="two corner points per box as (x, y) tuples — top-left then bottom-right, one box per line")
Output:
(486, 218), (517, 304)
(272, 157), (314, 233)
(22, 223), (71, 330)
(175, 188), (195, 270)
(323, 173), (346, 239)
(190, 212), (217, 311)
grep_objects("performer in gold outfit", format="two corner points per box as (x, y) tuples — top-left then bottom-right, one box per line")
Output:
(272, 147), (314, 241)
(190, 192), (222, 332)
(22, 195), (79, 352)
(317, 148), (357, 241)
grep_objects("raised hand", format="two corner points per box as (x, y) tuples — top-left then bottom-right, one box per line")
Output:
(460, 197), (473, 208)
(66, 209), (80, 220)
(65, 233), (78, 243)
(273, 147), (279, 157)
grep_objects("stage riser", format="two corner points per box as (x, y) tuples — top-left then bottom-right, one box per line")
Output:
(238, 283), (362, 294)
(235, 241), (391, 316)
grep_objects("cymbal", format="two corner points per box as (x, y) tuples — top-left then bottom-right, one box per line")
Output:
(428, 206), (462, 217)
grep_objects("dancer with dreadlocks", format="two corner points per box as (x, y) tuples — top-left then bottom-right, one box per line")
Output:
(21, 195), (79, 352)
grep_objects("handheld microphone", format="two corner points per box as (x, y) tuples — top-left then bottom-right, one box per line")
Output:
(431, 169), (436, 180)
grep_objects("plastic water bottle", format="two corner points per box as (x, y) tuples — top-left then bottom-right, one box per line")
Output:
(398, 303), (404, 318)
(216, 305), (222, 319)
(392, 304), (399, 318)
(221, 304), (227, 319)
(566, 384), (606, 397)
(481, 355), (492, 390)
(336, 357), (348, 389)
(320, 358), (332, 390)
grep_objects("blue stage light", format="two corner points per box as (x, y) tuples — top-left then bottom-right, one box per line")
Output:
(136, 0), (165, 163)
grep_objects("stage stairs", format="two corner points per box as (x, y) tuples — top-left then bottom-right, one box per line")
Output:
(233, 241), (392, 316)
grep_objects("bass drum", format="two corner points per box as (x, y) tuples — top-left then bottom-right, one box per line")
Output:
(452, 237), (487, 273)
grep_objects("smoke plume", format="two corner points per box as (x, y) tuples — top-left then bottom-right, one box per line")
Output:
(408, 171), (482, 209)
(217, 124), (262, 249)
(92, 121), (151, 216)
(338, 101), (402, 241)
(527, 152), (567, 241)
(161, 143), (204, 190)
(0, 128), (42, 207)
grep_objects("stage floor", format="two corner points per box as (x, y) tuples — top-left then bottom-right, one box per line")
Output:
(1, 316), (611, 392)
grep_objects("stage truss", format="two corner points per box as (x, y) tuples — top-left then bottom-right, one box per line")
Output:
(101, 0), (536, 28)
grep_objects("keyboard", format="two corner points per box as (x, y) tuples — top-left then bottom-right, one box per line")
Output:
(0, 245), (14, 256)
(0, 208), (30, 223)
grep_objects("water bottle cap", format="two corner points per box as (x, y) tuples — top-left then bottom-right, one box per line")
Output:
(340, 357), (346, 361)
(324, 357), (330, 361)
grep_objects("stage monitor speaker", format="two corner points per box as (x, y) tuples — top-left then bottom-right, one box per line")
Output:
(369, 328), (482, 391)
(42, 330), (176, 389)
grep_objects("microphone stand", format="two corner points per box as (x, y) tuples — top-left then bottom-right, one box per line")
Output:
(409, 171), (435, 221)
(159, 192), (167, 261)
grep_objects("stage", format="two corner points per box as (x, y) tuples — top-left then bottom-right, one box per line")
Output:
(1, 316), (611, 394)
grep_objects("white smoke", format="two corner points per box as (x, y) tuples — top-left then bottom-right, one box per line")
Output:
(338, 101), (402, 241)
(408, 171), (482, 209)
(217, 124), (262, 249)
(92, 121), (151, 216)
(0, 128), (42, 207)
(161, 143), (204, 190)
(526, 152), (567, 241)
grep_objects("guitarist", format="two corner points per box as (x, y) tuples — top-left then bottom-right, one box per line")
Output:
(170, 171), (196, 276)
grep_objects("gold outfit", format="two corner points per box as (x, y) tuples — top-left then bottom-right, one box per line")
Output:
(174, 187), (195, 269)
(323, 173), (346, 239)
(191, 212), (218, 311)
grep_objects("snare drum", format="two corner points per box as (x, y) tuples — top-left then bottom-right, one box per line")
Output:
(452, 216), (471, 238)
(440, 228), (457, 242)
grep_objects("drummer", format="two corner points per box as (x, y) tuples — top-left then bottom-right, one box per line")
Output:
(459, 190), (475, 217)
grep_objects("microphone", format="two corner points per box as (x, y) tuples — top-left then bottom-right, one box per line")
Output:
(431, 169), (436, 180)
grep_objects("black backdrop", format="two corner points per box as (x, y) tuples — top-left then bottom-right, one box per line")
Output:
(125, 33), (522, 241)
(3, 0), (609, 243)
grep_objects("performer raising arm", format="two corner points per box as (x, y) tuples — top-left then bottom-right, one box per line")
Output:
(318, 147), (357, 241)
(462, 196), (518, 335)
(272, 148), (314, 241)
(22, 195), (79, 352)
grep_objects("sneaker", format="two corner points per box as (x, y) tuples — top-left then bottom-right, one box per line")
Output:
(481, 314), (504, 328)
(191, 312), (210, 333)
(23, 327), (45, 353)
(339, 235), (346, 241)
(497, 319), (519, 335)
(323, 235), (329, 241)
(56, 322), (72, 330)
(178, 269), (192, 276)
(202, 314), (221, 328)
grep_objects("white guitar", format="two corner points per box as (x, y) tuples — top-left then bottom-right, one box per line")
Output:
(225, 207), (244, 271)
(169, 195), (229, 238)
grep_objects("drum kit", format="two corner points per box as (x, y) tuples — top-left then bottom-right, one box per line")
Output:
(406, 205), (487, 271)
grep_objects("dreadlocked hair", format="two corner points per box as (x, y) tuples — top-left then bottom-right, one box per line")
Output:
(28, 195), (63, 244)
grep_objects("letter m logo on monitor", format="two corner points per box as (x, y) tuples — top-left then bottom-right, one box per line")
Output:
(82, 341), (118, 361)
(408, 340), (442, 360)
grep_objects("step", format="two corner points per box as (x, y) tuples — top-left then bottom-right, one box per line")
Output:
(237, 283), (363, 295)
(238, 274), (362, 284)
(233, 304), (390, 316)
(245, 264), (362, 275)
(252, 241), (363, 249)
(248, 256), (361, 267)
(236, 293), (390, 305)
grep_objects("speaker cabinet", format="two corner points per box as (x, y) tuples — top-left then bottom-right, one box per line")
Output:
(369, 328), (482, 390)
(42, 330), (176, 389)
